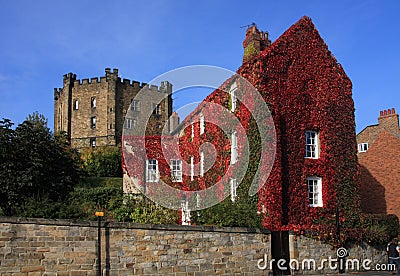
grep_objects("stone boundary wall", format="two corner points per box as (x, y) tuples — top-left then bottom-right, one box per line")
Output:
(0, 217), (272, 276)
(289, 234), (388, 275)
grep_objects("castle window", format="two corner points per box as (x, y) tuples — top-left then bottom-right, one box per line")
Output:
(131, 100), (140, 111)
(171, 159), (182, 182)
(230, 178), (237, 203)
(91, 97), (96, 108)
(305, 131), (319, 159)
(90, 138), (96, 148)
(124, 118), (136, 129)
(200, 151), (204, 177)
(229, 82), (237, 112)
(90, 116), (96, 129)
(200, 114), (205, 135)
(231, 130), (238, 164)
(153, 103), (161, 115)
(190, 156), (194, 181)
(146, 159), (159, 182)
(307, 177), (323, 207)
(73, 99), (79, 110)
(358, 143), (368, 153)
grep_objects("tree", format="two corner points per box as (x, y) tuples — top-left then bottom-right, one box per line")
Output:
(0, 112), (81, 216)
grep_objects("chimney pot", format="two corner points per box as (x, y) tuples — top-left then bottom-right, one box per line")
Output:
(392, 108), (396, 114)
(380, 111), (383, 117)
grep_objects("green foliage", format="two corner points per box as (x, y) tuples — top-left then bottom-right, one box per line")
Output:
(117, 195), (179, 225)
(244, 42), (258, 60)
(0, 113), (81, 216)
(192, 116), (262, 228)
(81, 146), (122, 177)
(68, 177), (123, 220)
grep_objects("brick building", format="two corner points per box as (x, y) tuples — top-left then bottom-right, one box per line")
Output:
(357, 108), (400, 218)
(123, 17), (360, 229)
(54, 68), (173, 149)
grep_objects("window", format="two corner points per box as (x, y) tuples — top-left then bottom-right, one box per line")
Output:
(181, 200), (191, 225)
(131, 100), (140, 111)
(200, 151), (204, 177)
(91, 97), (96, 108)
(305, 131), (319, 158)
(229, 82), (237, 112)
(358, 143), (368, 153)
(171, 159), (182, 182)
(90, 116), (96, 129)
(190, 156), (194, 181)
(200, 114), (205, 135)
(90, 138), (96, 148)
(73, 99), (79, 110)
(124, 118), (136, 129)
(307, 177), (323, 207)
(153, 103), (161, 115)
(230, 178), (237, 203)
(231, 130), (238, 164)
(146, 159), (159, 182)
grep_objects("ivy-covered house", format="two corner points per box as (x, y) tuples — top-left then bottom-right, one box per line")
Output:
(123, 16), (360, 231)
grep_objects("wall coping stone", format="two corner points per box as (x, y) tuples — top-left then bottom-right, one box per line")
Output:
(0, 216), (271, 234)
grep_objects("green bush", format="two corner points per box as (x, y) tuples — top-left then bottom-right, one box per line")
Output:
(81, 146), (122, 177)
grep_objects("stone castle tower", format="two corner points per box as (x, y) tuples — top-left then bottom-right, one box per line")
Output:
(54, 68), (173, 149)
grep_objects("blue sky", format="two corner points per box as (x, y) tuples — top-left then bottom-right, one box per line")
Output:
(0, 0), (399, 133)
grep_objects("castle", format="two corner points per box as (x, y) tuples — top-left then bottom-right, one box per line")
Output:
(54, 68), (177, 149)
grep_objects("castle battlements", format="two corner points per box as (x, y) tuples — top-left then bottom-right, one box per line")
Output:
(57, 68), (172, 94)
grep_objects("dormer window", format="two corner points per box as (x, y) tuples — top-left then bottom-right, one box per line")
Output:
(305, 131), (319, 159)
(358, 143), (368, 153)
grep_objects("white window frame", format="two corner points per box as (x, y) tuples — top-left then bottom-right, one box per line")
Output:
(181, 200), (191, 225)
(90, 116), (96, 129)
(73, 99), (79, 110)
(200, 151), (204, 177)
(153, 103), (161, 115)
(305, 131), (319, 159)
(124, 118), (136, 129)
(229, 82), (238, 112)
(231, 130), (238, 164)
(131, 100), (140, 111)
(170, 159), (182, 182)
(307, 177), (323, 207)
(146, 159), (159, 182)
(91, 97), (96, 108)
(200, 114), (205, 135)
(190, 156), (194, 181)
(358, 143), (368, 153)
(230, 178), (237, 203)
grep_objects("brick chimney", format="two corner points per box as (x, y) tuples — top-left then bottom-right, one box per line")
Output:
(378, 108), (399, 134)
(243, 23), (271, 63)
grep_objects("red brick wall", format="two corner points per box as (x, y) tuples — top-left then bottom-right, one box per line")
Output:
(359, 130), (400, 218)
